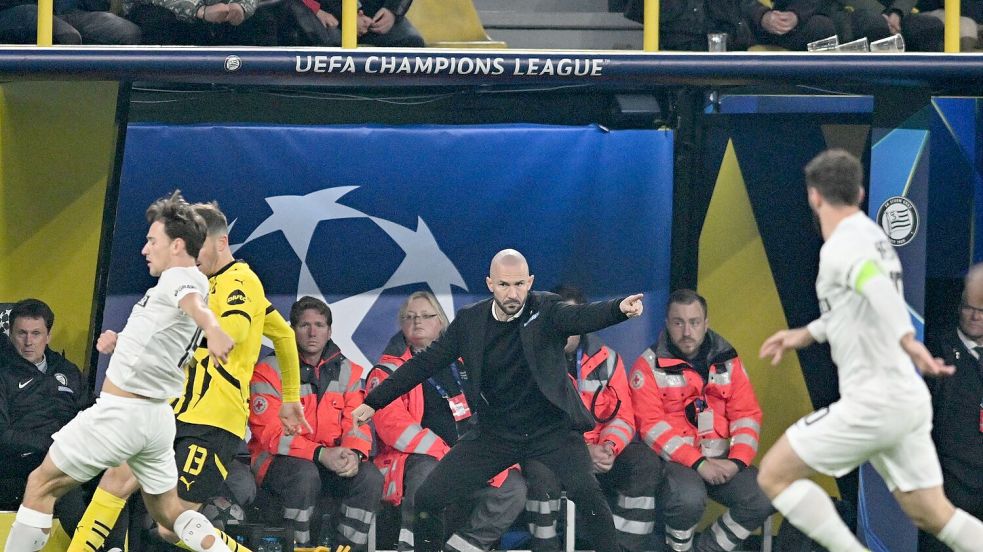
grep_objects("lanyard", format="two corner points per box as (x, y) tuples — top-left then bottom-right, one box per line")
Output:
(427, 363), (463, 399)
(575, 344), (584, 385)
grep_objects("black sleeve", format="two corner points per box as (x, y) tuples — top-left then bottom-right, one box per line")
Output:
(363, 315), (463, 411)
(0, 383), (54, 456)
(548, 297), (629, 336)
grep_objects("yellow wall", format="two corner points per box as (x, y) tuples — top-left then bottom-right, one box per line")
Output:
(0, 81), (122, 371)
(697, 140), (838, 497)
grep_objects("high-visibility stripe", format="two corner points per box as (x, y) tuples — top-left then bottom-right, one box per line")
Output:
(613, 515), (655, 535)
(339, 523), (369, 544)
(729, 418), (760, 433)
(412, 431), (439, 454)
(398, 528), (414, 547)
(394, 425), (427, 450)
(731, 434), (759, 451)
(700, 438), (729, 458)
(284, 506), (314, 522)
(721, 511), (752, 540)
(525, 499), (559, 514)
(277, 434), (294, 454)
(342, 504), (374, 524)
(617, 494), (656, 510)
(250, 381), (280, 397)
(643, 421), (672, 447)
(446, 533), (483, 552)
(661, 436), (688, 459)
(711, 521), (738, 551)
(527, 522), (558, 539)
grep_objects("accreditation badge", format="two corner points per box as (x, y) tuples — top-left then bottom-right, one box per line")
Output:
(448, 394), (472, 422)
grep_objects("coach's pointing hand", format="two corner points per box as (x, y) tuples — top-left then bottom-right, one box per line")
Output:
(620, 294), (644, 318)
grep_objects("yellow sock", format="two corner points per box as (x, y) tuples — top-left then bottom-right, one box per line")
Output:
(175, 528), (253, 552)
(66, 487), (127, 552)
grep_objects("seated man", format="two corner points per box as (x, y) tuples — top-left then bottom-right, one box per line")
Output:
(630, 289), (773, 552)
(523, 285), (662, 552)
(0, 0), (139, 44)
(919, 264), (983, 551)
(297, 0), (423, 46)
(624, 0), (753, 51)
(367, 291), (526, 552)
(122, 0), (275, 45)
(839, 0), (944, 51)
(249, 296), (383, 550)
(0, 299), (125, 547)
(743, 0), (837, 51)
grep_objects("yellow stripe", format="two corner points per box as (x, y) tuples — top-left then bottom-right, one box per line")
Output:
(853, 259), (883, 292)
(214, 453), (229, 480)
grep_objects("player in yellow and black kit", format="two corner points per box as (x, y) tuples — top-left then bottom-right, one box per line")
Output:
(68, 202), (309, 552)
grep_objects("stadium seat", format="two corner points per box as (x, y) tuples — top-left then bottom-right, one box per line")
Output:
(405, 0), (507, 48)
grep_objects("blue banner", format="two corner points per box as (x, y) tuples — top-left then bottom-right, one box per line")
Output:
(100, 123), (674, 381)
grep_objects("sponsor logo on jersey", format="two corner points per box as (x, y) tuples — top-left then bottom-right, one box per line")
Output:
(876, 196), (918, 246)
(227, 289), (247, 306)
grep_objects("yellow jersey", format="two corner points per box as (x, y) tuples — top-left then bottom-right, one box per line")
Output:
(172, 260), (299, 437)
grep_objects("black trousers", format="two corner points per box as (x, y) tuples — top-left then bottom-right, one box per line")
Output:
(523, 442), (663, 552)
(414, 428), (619, 552)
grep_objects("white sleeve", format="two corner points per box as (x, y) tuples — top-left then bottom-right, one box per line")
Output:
(807, 319), (828, 344)
(159, 268), (206, 307)
(858, 274), (915, 343)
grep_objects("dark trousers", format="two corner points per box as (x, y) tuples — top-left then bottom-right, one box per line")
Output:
(401, 454), (527, 552)
(262, 455), (384, 549)
(918, 468), (983, 551)
(127, 4), (277, 45)
(0, 4), (82, 43)
(414, 428), (620, 552)
(59, 10), (140, 43)
(524, 442), (663, 552)
(752, 14), (837, 51)
(850, 9), (943, 51)
(662, 462), (773, 552)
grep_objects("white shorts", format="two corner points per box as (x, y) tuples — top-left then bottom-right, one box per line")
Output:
(49, 393), (178, 495)
(786, 398), (942, 492)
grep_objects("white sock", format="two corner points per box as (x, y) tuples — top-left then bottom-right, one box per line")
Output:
(174, 509), (231, 552)
(937, 508), (983, 552)
(772, 480), (867, 552)
(5, 506), (53, 552)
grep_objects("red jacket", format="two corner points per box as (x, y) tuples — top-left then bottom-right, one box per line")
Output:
(573, 334), (635, 455)
(367, 334), (511, 505)
(248, 341), (372, 484)
(629, 329), (762, 468)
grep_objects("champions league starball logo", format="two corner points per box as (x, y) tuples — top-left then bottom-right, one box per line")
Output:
(231, 186), (468, 369)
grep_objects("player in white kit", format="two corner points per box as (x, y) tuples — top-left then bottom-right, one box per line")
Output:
(5, 191), (238, 552)
(757, 149), (983, 552)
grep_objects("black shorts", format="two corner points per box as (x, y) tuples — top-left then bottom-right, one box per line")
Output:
(173, 421), (242, 504)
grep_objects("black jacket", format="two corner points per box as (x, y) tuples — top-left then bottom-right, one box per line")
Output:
(0, 336), (90, 458)
(364, 291), (629, 433)
(925, 330), (983, 491)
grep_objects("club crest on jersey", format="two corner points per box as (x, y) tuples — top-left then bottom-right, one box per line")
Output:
(55, 373), (68, 386)
(631, 371), (645, 389)
(227, 289), (247, 305)
(252, 396), (268, 414)
(876, 196), (918, 246)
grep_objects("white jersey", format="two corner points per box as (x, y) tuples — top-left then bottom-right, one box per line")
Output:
(105, 266), (209, 400)
(811, 212), (929, 405)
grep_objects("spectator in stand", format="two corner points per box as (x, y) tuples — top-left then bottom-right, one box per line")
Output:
(916, 0), (979, 49)
(744, 0), (837, 51)
(123, 0), (276, 45)
(838, 0), (944, 51)
(294, 0), (423, 46)
(0, 0), (139, 44)
(623, 0), (753, 51)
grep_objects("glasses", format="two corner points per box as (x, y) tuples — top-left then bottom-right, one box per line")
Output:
(960, 303), (983, 317)
(401, 313), (439, 324)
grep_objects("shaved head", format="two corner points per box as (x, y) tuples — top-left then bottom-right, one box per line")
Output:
(489, 249), (528, 277)
(487, 249), (534, 317)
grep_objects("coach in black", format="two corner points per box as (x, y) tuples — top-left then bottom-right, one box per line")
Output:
(353, 249), (644, 552)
